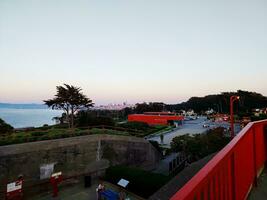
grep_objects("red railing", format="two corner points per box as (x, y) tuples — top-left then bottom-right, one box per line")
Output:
(171, 120), (267, 200)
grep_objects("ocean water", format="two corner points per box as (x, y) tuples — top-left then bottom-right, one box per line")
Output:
(0, 108), (62, 128)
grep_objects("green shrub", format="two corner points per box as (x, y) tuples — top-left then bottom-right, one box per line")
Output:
(31, 131), (47, 137)
(104, 165), (170, 198)
(40, 135), (50, 140)
(171, 127), (230, 162)
(0, 118), (14, 134)
(28, 137), (39, 142)
(76, 111), (115, 127)
(0, 139), (11, 145)
(119, 121), (149, 131)
(0, 127), (129, 146)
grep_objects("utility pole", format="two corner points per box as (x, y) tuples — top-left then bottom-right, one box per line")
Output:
(230, 96), (240, 138)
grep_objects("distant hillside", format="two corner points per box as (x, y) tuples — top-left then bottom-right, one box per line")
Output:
(0, 103), (47, 109)
(166, 90), (267, 113)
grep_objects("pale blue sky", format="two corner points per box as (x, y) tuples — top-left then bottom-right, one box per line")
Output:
(0, 0), (266, 104)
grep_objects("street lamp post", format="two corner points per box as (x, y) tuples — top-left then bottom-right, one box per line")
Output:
(230, 95), (240, 138)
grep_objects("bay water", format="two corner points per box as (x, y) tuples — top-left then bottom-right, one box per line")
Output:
(0, 108), (62, 128)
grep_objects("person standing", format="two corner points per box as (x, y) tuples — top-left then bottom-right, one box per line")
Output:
(96, 182), (105, 200)
(119, 190), (126, 200)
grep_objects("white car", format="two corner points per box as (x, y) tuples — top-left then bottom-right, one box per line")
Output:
(203, 124), (210, 128)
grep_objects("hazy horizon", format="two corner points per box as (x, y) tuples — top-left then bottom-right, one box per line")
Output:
(1, 0), (266, 104)
(1, 89), (266, 106)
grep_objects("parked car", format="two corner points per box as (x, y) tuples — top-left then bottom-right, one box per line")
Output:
(203, 124), (210, 128)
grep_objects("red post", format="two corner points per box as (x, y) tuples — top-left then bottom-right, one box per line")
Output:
(52, 183), (59, 197)
(50, 172), (62, 198)
(230, 96), (240, 138)
(252, 126), (258, 187)
(230, 96), (234, 138)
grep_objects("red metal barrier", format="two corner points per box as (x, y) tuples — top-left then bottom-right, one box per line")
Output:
(171, 120), (267, 200)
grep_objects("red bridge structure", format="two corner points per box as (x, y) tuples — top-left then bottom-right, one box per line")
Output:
(128, 112), (184, 126)
(171, 119), (267, 200)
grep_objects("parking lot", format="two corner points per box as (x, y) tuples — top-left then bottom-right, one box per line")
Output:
(148, 116), (241, 146)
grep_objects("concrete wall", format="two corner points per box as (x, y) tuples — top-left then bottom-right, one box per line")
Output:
(0, 134), (160, 197)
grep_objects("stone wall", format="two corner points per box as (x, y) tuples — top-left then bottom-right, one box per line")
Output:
(0, 134), (160, 197)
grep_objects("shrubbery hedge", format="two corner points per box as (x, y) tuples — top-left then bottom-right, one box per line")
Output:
(104, 165), (170, 198)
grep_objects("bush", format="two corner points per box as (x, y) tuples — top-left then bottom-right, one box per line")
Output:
(31, 131), (47, 137)
(0, 127), (129, 146)
(251, 114), (267, 122)
(35, 125), (51, 131)
(28, 137), (39, 142)
(171, 127), (230, 162)
(40, 135), (51, 140)
(76, 111), (115, 127)
(0, 139), (11, 146)
(104, 165), (170, 198)
(0, 118), (13, 134)
(119, 121), (149, 131)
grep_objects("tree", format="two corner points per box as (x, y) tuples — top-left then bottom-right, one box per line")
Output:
(134, 102), (165, 113)
(171, 128), (230, 162)
(44, 84), (94, 128)
(167, 90), (267, 114)
(76, 110), (115, 127)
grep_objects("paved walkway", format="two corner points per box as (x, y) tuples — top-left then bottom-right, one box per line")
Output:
(31, 183), (98, 200)
(248, 169), (267, 200)
(30, 181), (144, 200)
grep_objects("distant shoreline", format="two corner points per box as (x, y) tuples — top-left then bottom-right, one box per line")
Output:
(0, 103), (47, 109)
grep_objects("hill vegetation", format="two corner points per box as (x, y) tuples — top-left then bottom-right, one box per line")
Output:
(167, 90), (267, 113)
(120, 90), (267, 117)
(129, 90), (267, 116)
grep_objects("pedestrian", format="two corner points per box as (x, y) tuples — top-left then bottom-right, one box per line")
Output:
(96, 182), (105, 200)
(119, 190), (126, 200)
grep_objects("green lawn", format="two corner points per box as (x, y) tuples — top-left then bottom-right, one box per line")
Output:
(0, 123), (168, 146)
(0, 127), (129, 146)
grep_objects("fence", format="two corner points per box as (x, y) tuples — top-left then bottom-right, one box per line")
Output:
(171, 120), (267, 200)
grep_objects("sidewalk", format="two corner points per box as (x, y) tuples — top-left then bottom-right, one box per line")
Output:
(30, 181), (144, 200)
(30, 183), (98, 200)
(248, 169), (267, 200)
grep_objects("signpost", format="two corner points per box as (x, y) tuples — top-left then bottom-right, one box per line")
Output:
(6, 177), (23, 200)
(117, 178), (129, 188)
(40, 163), (54, 180)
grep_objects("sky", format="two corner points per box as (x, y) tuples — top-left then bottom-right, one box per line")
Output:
(0, 0), (266, 105)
